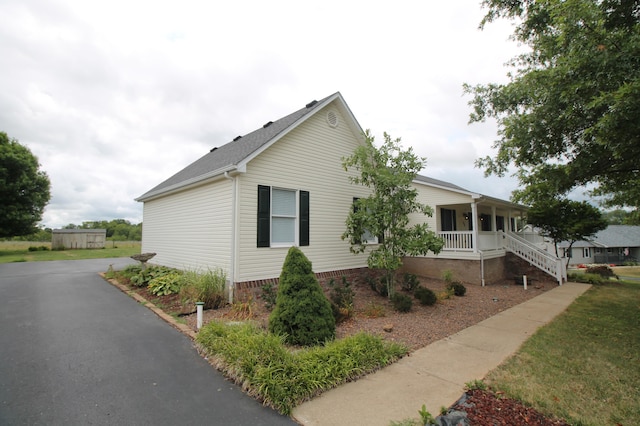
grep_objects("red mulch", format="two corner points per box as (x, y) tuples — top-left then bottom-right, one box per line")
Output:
(450, 389), (570, 426)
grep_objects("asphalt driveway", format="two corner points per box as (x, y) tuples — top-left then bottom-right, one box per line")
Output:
(0, 258), (295, 425)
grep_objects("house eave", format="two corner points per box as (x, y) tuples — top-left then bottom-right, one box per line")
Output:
(135, 165), (240, 202)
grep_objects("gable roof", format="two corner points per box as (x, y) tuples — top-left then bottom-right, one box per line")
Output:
(136, 92), (354, 201)
(559, 225), (640, 248)
(136, 92), (524, 209)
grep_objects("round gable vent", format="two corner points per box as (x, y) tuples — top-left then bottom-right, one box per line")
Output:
(327, 110), (339, 128)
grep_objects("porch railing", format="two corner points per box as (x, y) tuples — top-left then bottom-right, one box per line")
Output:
(439, 231), (474, 251)
(502, 231), (566, 284)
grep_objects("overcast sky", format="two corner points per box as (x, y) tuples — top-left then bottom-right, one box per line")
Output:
(1, 0), (526, 229)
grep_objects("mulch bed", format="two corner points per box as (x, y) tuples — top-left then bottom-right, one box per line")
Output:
(448, 388), (570, 426)
(110, 274), (571, 425)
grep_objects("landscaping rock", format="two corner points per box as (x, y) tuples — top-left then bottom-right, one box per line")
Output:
(434, 410), (470, 426)
(383, 323), (394, 332)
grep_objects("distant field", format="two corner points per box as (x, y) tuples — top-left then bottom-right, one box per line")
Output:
(0, 241), (141, 263)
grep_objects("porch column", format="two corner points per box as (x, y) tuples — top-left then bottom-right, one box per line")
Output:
(491, 206), (498, 247)
(471, 202), (479, 253)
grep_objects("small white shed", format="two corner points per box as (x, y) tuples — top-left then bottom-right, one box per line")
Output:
(52, 229), (107, 250)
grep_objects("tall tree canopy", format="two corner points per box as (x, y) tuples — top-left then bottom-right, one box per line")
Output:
(0, 132), (51, 238)
(465, 0), (640, 209)
(527, 198), (608, 265)
(342, 130), (443, 297)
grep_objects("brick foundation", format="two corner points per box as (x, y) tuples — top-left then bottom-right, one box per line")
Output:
(399, 256), (508, 286)
(233, 267), (369, 301)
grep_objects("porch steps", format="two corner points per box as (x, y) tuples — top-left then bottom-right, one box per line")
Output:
(503, 231), (567, 284)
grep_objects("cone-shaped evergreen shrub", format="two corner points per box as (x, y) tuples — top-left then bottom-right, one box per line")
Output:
(268, 247), (336, 346)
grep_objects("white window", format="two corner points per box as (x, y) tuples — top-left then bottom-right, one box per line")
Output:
(271, 188), (297, 245)
(362, 228), (378, 244)
(353, 197), (379, 245)
(583, 247), (591, 258)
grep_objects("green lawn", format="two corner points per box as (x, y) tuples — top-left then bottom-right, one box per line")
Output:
(0, 241), (141, 263)
(485, 281), (640, 425)
(613, 265), (640, 279)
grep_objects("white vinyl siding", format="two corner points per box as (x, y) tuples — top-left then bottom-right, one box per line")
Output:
(236, 105), (372, 282)
(409, 184), (472, 231)
(141, 179), (232, 273)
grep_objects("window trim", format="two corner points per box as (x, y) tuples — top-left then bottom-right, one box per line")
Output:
(270, 187), (298, 247)
(353, 197), (381, 245)
(257, 185), (309, 248)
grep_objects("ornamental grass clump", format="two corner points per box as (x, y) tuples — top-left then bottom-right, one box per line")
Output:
(196, 320), (407, 415)
(179, 268), (226, 310)
(268, 247), (335, 346)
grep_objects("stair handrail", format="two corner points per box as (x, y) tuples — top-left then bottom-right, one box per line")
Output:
(502, 231), (566, 284)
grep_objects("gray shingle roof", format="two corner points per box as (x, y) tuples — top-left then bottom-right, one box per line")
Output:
(136, 93), (337, 201)
(136, 92), (520, 208)
(591, 225), (640, 247)
(413, 174), (471, 193)
(558, 225), (640, 248)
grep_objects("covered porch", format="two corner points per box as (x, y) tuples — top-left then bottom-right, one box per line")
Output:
(435, 196), (528, 256)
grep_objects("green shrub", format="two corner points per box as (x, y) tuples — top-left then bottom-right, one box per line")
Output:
(28, 245), (49, 252)
(148, 271), (183, 296)
(414, 286), (437, 306)
(391, 292), (412, 312)
(446, 282), (467, 297)
(568, 272), (605, 285)
(365, 274), (389, 297)
(401, 273), (420, 292)
(442, 269), (454, 284)
(268, 247), (335, 346)
(260, 281), (278, 310)
(121, 264), (175, 287)
(196, 321), (407, 415)
(329, 276), (355, 323)
(179, 268), (226, 310)
(586, 265), (618, 279)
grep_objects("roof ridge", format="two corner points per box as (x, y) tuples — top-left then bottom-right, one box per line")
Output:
(136, 92), (339, 201)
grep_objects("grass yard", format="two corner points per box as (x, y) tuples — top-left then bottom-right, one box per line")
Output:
(485, 281), (640, 425)
(0, 241), (141, 263)
(613, 265), (640, 279)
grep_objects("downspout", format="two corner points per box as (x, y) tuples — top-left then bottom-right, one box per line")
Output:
(224, 171), (237, 304)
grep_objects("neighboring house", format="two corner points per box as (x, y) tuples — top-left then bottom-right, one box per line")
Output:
(136, 92), (564, 300)
(558, 225), (640, 266)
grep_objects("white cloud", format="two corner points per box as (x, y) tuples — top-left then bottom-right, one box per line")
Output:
(0, 0), (526, 229)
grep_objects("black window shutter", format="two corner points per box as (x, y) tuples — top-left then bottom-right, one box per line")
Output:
(352, 197), (362, 245)
(257, 185), (270, 247)
(299, 191), (309, 246)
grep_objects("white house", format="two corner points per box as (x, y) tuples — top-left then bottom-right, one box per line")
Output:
(558, 225), (640, 266)
(136, 92), (564, 300)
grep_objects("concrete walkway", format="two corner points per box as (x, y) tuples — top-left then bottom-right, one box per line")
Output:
(292, 282), (591, 426)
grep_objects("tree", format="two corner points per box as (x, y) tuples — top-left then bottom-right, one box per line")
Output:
(268, 247), (335, 346)
(602, 208), (640, 225)
(527, 198), (608, 266)
(0, 132), (51, 238)
(465, 0), (640, 211)
(342, 130), (444, 297)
